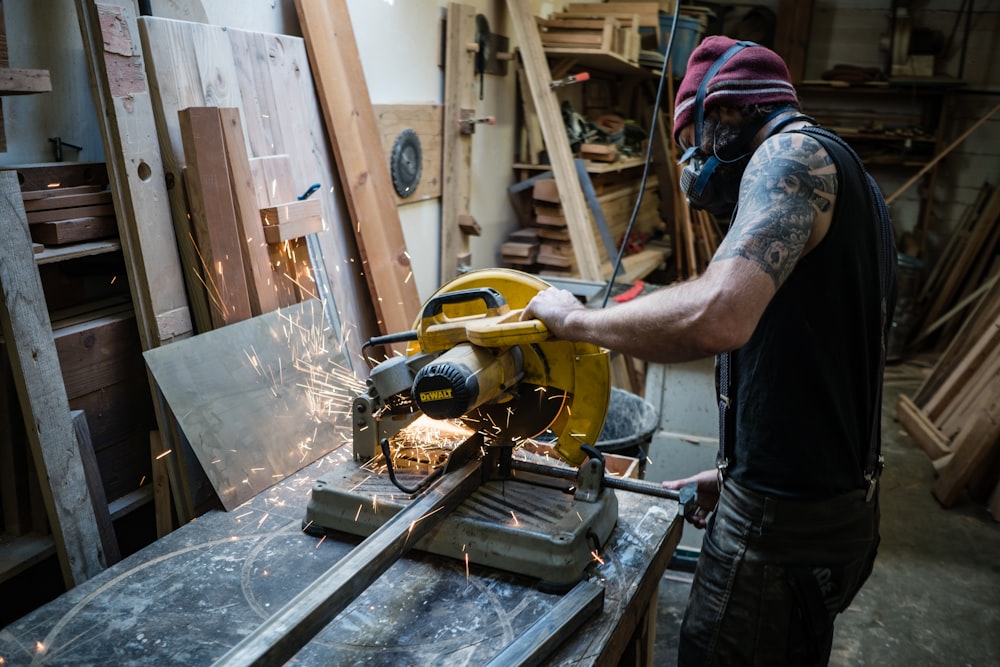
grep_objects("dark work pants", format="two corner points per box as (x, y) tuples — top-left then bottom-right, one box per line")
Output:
(678, 479), (880, 666)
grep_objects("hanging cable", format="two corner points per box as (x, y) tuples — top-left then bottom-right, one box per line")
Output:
(600, 2), (683, 308)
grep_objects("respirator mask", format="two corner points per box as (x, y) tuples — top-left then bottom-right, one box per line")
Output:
(677, 41), (787, 221)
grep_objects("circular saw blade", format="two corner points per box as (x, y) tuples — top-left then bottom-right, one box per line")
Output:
(390, 128), (422, 198)
(413, 269), (610, 463)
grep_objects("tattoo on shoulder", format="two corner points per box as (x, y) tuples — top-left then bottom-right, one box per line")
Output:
(714, 134), (837, 288)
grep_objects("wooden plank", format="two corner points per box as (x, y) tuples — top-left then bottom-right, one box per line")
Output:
(150, 431), (173, 538)
(773, 0), (813, 83)
(54, 311), (142, 401)
(29, 215), (117, 245)
(507, 0), (603, 281)
(23, 184), (104, 200)
(76, 2), (192, 346)
(915, 276), (1000, 406)
(374, 103), (443, 205)
(26, 203), (114, 224)
(936, 342), (1000, 441)
(0, 341), (31, 536)
(0, 67), (51, 94)
(219, 106), (282, 317)
(440, 3), (477, 281)
(895, 394), (951, 460)
(932, 373), (1000, 507)
(248, 155), (316, 307)
(261, 198), (324, 244)
(178, 106), (254, 328)
(22, 190), (112, 212)
(12, 163), (108, 193)
(71, 410), (121, 566)
(34, 239), (120, 265)
(295, 0), (419, 337)
(0, 0), (6, 151)
(0, 170), (106, 586)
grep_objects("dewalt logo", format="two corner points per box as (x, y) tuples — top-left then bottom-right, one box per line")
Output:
(419, 389), (453, 402)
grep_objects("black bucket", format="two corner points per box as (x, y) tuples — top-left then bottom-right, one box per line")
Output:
(594, 387), (659, 476)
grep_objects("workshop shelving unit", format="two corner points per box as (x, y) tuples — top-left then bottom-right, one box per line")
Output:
(507, 1), (671, 284)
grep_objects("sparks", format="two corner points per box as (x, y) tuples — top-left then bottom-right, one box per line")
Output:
(316, 534), (327, 549)
(591, 550), (605, 565)
(155, 449), (172, 460)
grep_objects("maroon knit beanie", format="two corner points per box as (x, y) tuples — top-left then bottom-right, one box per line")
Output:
(673, 36), (799, 142)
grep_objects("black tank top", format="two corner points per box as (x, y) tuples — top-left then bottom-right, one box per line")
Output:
(725, 129), (885, 499)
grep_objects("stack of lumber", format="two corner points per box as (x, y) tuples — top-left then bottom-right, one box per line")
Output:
(501, 227), (540, 267)
(910, 182), (1000, 351)
(537, 2), (664, 64)
(23, 186), (116, 249)
(513, 173), (662, 277)
(896, 275), (1000, 518)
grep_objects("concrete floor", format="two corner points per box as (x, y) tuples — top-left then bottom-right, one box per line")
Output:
(646, 360), (1000, 666)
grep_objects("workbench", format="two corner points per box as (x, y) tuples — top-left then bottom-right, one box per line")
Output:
(0, 453), (682, 666)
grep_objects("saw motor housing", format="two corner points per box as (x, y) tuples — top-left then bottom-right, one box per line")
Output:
(352, 270), (611, 467)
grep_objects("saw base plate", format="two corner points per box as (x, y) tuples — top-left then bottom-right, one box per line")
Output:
(303, 453), (618, 588)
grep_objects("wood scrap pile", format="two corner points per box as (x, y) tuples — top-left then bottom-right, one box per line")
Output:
(503, 173), (664, 279)
(908, 182), (1000, 352)
(23, 186), (116, 249)
(537, 2), (664, 65)
(896, 274), (1000, 518)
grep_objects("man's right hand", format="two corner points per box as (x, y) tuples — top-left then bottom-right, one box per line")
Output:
(663, 469), (721, 529)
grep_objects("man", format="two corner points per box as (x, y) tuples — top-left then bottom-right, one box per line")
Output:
(523, 36), (897, 665)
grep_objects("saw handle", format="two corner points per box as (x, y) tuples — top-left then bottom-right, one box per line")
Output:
(422, 287), (507, 320)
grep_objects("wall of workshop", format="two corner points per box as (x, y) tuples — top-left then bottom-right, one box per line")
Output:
(805, 0), (1000, 268)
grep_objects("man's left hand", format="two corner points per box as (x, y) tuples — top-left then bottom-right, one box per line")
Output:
(520, 287), (584, 339)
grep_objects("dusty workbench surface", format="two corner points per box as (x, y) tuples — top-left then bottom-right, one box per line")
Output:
(0, 453), (682, 666)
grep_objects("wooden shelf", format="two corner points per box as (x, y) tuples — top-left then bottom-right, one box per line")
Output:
(0, 67), (52, 95)
(514, 155), (647, 174)
(0, 534), (56, 584)
(34, 239), (121, 265)
(544, 48), (649, 77)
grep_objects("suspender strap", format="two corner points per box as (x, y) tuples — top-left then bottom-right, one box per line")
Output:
(713, 126), (896, 500)
(796, 127), (896, 500)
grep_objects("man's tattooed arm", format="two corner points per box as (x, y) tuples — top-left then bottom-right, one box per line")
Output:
(713, 133), (838, 289)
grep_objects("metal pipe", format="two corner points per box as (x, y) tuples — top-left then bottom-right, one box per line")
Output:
(214, 456), (483, 667)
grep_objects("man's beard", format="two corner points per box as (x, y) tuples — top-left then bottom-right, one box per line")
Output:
(701, 115), (752, 202)
(703, 115), (745, 161)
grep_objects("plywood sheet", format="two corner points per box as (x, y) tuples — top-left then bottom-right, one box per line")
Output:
(137, 17), (373, 365)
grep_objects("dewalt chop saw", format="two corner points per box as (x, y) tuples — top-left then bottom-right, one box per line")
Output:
(305, 269), (689, 587)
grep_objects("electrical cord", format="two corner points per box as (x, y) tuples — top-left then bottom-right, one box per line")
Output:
(600, 1), (683, 308)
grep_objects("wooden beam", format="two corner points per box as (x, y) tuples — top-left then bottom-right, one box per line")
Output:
(218, 106), (282, 317)
(248, 155), (318, 307)
(71, 410), (121, 566)
(294, 0), (419, 335)
(440, 3), (478, 282)
(178, 106), (254, 328)
(260, 198), (324, 244)
(0, 170), (106, 586)
(507, 0), (604, 281)
(75, 1), (193, 346)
